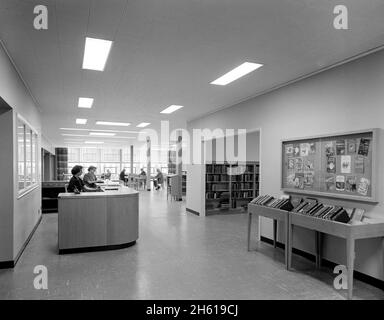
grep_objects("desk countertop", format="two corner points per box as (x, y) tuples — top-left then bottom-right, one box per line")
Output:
(58, 187), (139, 199)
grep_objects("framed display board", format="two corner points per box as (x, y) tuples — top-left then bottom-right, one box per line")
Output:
(281, 129), (378, 202)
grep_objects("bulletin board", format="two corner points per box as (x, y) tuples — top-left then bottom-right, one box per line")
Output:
(281, 129), (378, 202)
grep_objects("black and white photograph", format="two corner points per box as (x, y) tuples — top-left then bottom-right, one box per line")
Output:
(1, 0), (384, 308)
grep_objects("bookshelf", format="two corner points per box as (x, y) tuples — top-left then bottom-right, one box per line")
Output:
(182, 171), (186, 196)
(205, 162), (259, 215)
(168, 150), (176, 174)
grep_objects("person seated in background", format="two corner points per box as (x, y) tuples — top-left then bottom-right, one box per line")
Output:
(83, 166), (98, 188)
(67, 165), (100, 193)
(104, 169), (112, 180)
(119, 169), (126, 185)
(139, 168), (147, 189)
(140, 168), (146, 177)
(153, 168), (164, 190)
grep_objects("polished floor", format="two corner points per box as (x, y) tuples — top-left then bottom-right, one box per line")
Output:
(0, 189), (383, 300)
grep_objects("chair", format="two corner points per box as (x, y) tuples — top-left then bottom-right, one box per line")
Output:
(64, 183), (69, 193)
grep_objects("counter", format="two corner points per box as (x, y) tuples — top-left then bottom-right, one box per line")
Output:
(58, 187), (139, 254)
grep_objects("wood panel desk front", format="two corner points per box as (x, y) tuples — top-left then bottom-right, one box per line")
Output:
(58, 187), (139, 253)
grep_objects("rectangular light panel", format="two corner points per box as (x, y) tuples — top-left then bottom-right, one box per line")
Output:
(82, 37), (113, 71)
(210, 62), (263, 85)
(160, 105), (184, 114)
(78, 97), (94, 108)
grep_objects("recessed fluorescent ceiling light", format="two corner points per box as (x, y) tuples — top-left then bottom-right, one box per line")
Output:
(136, 122), (151, 128)
(78, 97), (94, 108)
(89, 132), (116, 136)
(210, 62), (263, 85)
(76, 118), (87, 125)
(160, 105), (184, 114)
(82, 37), (113, 71)
(85, 141), (104, 144)
(60, 128), (139, 133)
(62, 134), (89, 137)
(96, 121), (130, 126)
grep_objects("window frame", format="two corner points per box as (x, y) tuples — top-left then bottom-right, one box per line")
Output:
(17, 115), (39, 198)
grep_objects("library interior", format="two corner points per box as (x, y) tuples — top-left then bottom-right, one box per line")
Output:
(1, 0), (384, 300)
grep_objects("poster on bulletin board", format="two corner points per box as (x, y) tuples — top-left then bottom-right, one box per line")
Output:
(281, 129), (378, 202)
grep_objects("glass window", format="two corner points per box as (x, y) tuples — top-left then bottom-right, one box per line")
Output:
(101, 148), (120, 162)
(80, 148), (99, 162)
(68, 148), (80, 162)
(18, 121), (25, 191)
(32, 133), (37, 183)
(25, 129), (32, 187)
(17, 117), (38, 194)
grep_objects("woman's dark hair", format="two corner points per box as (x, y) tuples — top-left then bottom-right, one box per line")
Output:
(71, 165), (83, 176)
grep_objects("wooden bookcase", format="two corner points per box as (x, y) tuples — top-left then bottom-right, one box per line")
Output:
(205, 162), (259, 215)
(168, 150), (176, 174)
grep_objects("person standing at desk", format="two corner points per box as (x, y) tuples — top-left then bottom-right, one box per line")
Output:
(119, 169), (127, 185)
(83, 166), (98, 188)
(139, 168), (147, 189)
(153, 168), (164, 190)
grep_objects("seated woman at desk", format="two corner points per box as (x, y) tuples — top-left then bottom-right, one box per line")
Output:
(153, 168), (164, 190)
(83, 166), (98, 188)
(67, 165), (100, 193)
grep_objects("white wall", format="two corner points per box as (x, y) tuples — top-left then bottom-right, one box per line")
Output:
(188, 49), (384, 280)
(0, 42), (42, 263)
(0, 110), (14, 262)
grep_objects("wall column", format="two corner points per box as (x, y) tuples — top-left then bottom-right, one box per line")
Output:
(130, 145), (134, 174)
(176, 130), (183, 200)
(146, 137), (151, 191)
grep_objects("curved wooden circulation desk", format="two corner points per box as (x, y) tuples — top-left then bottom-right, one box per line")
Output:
(58, 187), (139, 254)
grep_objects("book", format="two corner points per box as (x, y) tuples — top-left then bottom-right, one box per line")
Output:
(294, 173), (304, 189)
(358, 138), (370, 156)
(355, 155), (364, 174)
(351, 208), (365, 221)
(340, 155), (351, 174)
(336, 139), (346, 155)
(309, 142), (316, 154)
(293, 144), (300, 157)
(294, 158), (303, 172)
(325, 141), (335, 157)
(347, 139), (356, 154)
(357, 178), (370, 196)
(285, 144), (293, 156)
(327, 157), (336, 173)
(325, 175), (335, 191)
(335, 175), (345, 191)
(300, 143), (310, 157)
(287, 157), (294, 170)
(345, 176), (357, 192)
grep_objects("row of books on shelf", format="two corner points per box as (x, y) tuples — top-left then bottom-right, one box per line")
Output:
(231, 174), (254, 182)
(232, 182), (253, 190)
(206, 165), (229, 174)
(206, 183), (228, 191)
(250, 195), (365, 224)
(207, 174), (229, 182)
(232, 191), (254, 199)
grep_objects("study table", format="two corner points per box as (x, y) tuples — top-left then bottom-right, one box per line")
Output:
(58, 187), (139, 254)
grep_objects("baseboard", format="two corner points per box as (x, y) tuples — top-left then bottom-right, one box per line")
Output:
(59, 241), (136, 254)
(260, 236), (384, 290)
(0, 215), (42, 269)
(0, 260), (14, 269)
(186, 208), (200, 216)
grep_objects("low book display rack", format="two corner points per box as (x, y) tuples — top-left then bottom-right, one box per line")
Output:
(248, 196), (384, 300)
